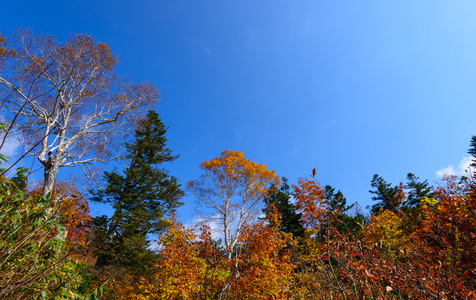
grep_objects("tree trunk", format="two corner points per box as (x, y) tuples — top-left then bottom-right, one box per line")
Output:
(41, 160), (59, 198)
(41, 151), (62, 198)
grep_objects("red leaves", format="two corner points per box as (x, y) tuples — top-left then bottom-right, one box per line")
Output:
(293, 177), (326, 228)
(29, 181), (92, 261)
(99, 168), (476, 299)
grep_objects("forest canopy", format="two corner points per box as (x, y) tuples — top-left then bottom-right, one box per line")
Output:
(1, 29), (475, 300)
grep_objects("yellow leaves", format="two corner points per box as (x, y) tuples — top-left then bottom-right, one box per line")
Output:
(420, 196), (437, 209)
(147, 217), (294, 299)
(361, 210), (407, 256)
(188, 150), (280, 259)
(199, 150), (279, 196)
(189, 150), (280, 200)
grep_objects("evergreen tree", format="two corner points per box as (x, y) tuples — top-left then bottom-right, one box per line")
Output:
(324, 185), (352, 214)
(91, 111), (184, 270)
(314, 185), (364, 237)
(468, 135), (476, 168)
(403, 173), (434, 209)
(322, 185), (360, 234)
(369, 174), (403, 215)
(370, 173), (433, 215)
(263, 177), (305, 240)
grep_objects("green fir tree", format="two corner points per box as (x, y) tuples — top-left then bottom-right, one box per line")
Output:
(91, 111), (184, 271)
(263, 177), (305, 240)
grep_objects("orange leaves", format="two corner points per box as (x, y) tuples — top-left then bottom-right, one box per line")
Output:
(29, 181), (92, 262)
(407, 175), (476, 298)
(147, 217), (294, 299)
(188, 150), (280, 201)
(293, 177), (326, 228)
(187, 150), (279, 258)
(151, 219), (207, 299)
(199, 150), (279, 197)
(0, 33), (15, 62)
(230, 221), (294, 299)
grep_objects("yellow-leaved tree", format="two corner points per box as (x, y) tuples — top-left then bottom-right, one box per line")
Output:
(187, 150), (279, 259)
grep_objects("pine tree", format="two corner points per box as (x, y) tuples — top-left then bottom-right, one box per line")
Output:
(369, 174), (403, 215)
(91, 111), (184, 270)
(324, 185), (352, 214)
(468, 135), (476, 168)
(322, 185), (362, 235)
(403, 173), (434, 209)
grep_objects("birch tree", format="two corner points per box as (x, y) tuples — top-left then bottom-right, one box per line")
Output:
(0, 29), (159, 197)
(187, 150), (279, 259)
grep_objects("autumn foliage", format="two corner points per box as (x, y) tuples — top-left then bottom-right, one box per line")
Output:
(86, 155), (476, 299)
(29, 181), (93, 263)
(187, 150), (279, 259)
(2, 29), (476, 298)
(153, 218), (293, 298)
(286, 172), (476, 300)
(3, 149), (476, 299)
(293, 177), (326, 228)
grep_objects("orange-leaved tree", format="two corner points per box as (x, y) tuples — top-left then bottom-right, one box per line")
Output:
(409, 175), (476, 299)
(226, 212), (295, 299)
(292, 176), (326, 229)
(151, 219), (208, 299)
(187, 150), (279, 259)
(146, 211), (294, 300)
(29, 181), (93, 263)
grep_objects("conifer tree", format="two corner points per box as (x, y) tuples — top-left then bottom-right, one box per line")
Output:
(322, 185), (363, 235)
(91, 111), (184, 270)
(468, 135), (476, 168)
(369, 174), (404, 215)
(403, 173), (434, 209)
(263, 177), (305, 239)
(324, 185), (352, 214)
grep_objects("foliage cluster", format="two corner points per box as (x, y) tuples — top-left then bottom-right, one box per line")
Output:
(0, 166), (99, 299)
(1, 29), (476, 300)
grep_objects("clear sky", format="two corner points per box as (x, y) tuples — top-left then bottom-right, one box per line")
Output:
(2, 1), (476, 223)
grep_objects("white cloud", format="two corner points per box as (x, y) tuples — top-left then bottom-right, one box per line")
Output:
(184, 211), (265, 244)
(0, 137), (21, 158)
(185, 213), (225, 241)
(436, 156), (474, 177)
(0, 115), (23, 161)
(149, 214), (225, 252)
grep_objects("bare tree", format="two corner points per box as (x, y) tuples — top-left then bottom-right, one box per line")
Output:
(0, 29), (159, 197)
(187, 150), (279, 259)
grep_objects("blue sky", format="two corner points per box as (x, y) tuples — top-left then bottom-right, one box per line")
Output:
(2, 1), (476, 223)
